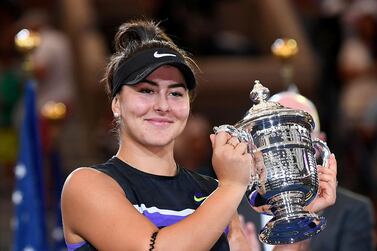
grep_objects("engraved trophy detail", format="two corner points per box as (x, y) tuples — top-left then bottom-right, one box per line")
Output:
(214, 80), (330, 245)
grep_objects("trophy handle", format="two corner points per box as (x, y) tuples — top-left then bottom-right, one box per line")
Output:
(312, 138), (331, 168)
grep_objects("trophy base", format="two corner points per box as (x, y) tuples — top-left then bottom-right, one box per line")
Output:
(259, 191), (326, 244)
(259, 213), (326, 245)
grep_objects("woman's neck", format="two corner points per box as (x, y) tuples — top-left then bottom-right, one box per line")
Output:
(115, 141), (177, 176)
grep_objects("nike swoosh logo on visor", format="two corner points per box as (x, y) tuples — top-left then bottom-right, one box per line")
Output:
(154, 51), (177, 58)
(194, 195), (208, 203)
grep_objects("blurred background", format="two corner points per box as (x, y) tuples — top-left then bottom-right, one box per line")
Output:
(0, 0), (376, 250)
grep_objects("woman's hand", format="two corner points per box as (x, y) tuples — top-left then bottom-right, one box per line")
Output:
(210, 132), (253, 188)
(305, 153), (337, 213)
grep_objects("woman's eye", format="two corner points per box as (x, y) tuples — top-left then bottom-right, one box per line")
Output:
(139, 88), (154, 94)
(170, 91), (184, 97)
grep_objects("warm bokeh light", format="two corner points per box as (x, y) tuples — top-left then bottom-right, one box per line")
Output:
(14, 29), (41, 53)
(40, 101), (67, 120)
(271, 38), (299, 60)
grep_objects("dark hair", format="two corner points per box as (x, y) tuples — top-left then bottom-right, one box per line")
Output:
(103, 19), (199, 99)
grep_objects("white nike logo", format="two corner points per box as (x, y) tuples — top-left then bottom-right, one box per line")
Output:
(153, 51), (177, 58)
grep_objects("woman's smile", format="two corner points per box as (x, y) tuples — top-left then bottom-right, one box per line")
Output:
(145, 117), (174, 127)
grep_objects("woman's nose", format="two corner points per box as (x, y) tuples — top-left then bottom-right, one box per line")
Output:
(153, 94), (170, 112)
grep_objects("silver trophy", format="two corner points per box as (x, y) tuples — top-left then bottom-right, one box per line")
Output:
(214, 80), (330, 245)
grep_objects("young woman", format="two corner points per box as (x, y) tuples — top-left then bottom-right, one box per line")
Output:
(61, 20), (337, 251)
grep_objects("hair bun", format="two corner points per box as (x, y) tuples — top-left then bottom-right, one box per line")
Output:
(115, 20), (168, 53)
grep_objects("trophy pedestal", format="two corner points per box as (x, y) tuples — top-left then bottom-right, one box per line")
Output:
(259, 191), (326, 244)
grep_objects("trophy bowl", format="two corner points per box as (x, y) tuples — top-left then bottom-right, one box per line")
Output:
(214, 81), (330, 245)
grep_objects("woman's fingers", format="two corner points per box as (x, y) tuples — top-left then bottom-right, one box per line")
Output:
(226, 136), (239, 148)
(226, 136), (248, 153)
(251, 204), (271, 214)
(254, 150), (264, 173)
(306, 153), (338, 212)
(211, 131), (231, 148)
(212, 131), (249, 155)
(317, 179), (337, 206)
(317, 167), (336, 182)
(328, 153), (337, 175)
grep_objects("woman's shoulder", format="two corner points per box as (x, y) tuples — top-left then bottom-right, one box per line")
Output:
(63, 157), (121, 190)
(62, 166), (124, 202)
(65, 167), (108, 184)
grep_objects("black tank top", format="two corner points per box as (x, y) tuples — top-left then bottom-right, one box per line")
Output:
(70, 157), (230, 251)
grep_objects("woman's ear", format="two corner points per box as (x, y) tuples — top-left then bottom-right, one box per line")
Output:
(112, 96), (121, 118)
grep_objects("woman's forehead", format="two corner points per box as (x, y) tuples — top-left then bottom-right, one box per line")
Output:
(147, 65), (186, 80)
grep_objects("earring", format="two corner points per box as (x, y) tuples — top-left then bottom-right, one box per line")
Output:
(114, 112), (119, 118)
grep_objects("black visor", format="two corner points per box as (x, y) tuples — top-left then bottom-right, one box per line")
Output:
(112, 47), (196, 97)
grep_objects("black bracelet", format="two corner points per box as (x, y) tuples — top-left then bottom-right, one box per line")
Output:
(149, 231), (159, 251)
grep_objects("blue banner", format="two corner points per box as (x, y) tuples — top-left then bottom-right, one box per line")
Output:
(12, 81), (48, 251)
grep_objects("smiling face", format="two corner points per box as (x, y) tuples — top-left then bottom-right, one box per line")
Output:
(112, 65), (191, 150)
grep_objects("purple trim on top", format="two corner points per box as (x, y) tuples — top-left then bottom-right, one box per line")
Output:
(248, 190), (258, 206)
(144, 210), (188, 227)
(66, 241), (86, 251)
(143, 209), (229, 235)
(224, 226), (229, 236)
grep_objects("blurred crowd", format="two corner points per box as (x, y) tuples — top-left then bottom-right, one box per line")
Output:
(0, 0), (377, 250)
(293, 0), (377, 203)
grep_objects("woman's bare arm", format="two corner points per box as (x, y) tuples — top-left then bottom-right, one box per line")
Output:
(62, 132), (253, 251)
